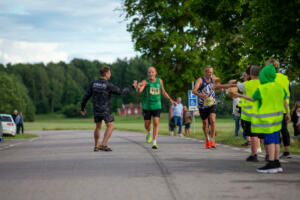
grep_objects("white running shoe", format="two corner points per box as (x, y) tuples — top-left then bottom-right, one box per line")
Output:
(257, 147), (262, 153)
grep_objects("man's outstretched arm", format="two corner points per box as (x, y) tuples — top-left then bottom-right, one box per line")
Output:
(81, 82), (93, 115)
(109, 81), (136, 95)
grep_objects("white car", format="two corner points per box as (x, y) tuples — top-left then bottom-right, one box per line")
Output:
(0, 114), (16, 136)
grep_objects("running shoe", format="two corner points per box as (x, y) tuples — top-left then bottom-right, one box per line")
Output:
(274, 160), (283, 173)
(146, 133), (152, 143)
(246, 155), (258, 162)
(257, 147), (262, 153)
(211, 140), (216, 148)
(265, 154), (269, 161)
(280, 152), (292, 159)
(257, 161), (278, 173)
(205, 140), (211, 149)
(152, 141), (158, 149)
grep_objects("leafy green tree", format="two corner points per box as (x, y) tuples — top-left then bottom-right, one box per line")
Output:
(240, 0), (300, 78)
(0, 72), (35, 121)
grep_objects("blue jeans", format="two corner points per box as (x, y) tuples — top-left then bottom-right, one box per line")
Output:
(233, 115), (240, 137)
(171, 116), (182, 134)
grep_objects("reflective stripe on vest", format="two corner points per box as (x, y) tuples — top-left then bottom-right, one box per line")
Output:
(275, 73), (290, 113)
(242, 111), (283, 118)
(241, 80), (260, 122)
(251, 82), (285, 134)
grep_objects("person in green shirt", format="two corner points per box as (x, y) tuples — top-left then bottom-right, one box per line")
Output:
(137, 66), (176, 149)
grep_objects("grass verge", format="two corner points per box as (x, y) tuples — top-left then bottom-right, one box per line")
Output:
(3, 134), (38, 140)
(25, 114), (300, 155)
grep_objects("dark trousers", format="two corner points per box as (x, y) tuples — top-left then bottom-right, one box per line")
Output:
(280, 114), (290, 147)
(17, 124), (24, 134)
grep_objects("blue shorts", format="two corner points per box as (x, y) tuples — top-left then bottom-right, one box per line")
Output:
(264, 131), (280, 145)
(185, 123), (191, 130)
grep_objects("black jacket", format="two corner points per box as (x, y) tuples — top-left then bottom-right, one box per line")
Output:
(81, 78), (134, 116)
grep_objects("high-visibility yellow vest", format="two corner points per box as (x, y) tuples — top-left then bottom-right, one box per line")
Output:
(275, 73), (290, 113)
(251, 82), (284, 134)
(238, 98), (244, 107)
(241, 80), (260, 122)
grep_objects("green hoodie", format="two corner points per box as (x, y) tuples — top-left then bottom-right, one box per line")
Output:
(252, 64), (286, 108)
(259, 64), (276, 84)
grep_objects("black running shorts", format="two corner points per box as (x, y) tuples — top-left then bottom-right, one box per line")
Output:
(199, 105), (216, 120)
(94, 113), (114, 123)
(143, 109), (161, 120)
(244, 120), (264, 138)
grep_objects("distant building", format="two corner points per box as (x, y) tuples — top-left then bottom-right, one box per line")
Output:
(118, 103), (141, 115)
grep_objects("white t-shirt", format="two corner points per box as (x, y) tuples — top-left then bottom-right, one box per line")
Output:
(172, 103), (183, 117)
(232, 97), (240, 117)
(237, 83), (245, 93)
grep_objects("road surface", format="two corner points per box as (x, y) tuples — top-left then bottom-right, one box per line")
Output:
(0, 130), (299, 200)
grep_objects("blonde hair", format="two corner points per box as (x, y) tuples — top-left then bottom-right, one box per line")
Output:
(266, 59), (280, 70)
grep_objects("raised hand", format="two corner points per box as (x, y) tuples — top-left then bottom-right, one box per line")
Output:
(133, 80), (138, 88)
(81, 109), (86, 116)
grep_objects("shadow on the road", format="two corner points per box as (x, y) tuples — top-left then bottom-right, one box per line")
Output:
(231, 179), (300, 184)
(165, 157), (300, 175)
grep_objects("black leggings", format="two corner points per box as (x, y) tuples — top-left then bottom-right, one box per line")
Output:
(280, 114), (290, 147)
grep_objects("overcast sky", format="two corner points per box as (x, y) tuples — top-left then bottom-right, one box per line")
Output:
(0, 0), (137, 64)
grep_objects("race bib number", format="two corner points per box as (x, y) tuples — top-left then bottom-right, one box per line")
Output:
(150, 87), (160, 95)
(204, 97), (214, 106)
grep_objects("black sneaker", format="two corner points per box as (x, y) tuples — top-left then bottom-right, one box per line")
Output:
(241, 141), (250, 147)
(274, 160), (283, 173)
(257, 161), (278, 173)
(280, 152), (292, 159)
(265, 154), (269, 162)
(246, 155), (258, 162)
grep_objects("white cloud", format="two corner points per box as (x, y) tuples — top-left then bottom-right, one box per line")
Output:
(0, 0), (137, 64)
(0, 39), (68, 64)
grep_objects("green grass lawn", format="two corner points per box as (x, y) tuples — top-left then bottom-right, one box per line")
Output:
(25, 113), (300, 155)
(3, 134), (38, 140)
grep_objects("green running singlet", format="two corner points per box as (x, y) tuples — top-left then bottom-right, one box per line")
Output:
(142, 77), (162, 110)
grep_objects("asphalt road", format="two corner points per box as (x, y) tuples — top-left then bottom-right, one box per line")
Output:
(0, 130), (299, 200)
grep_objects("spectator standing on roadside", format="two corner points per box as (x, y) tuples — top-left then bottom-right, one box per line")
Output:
(12, 110), (18, 123)
(170, 97), (184, 137)
(232, 97), (241, 138)
(183, 106), (193, 136)
(266, 59), (292, 159)
(16, 112), (24, 134)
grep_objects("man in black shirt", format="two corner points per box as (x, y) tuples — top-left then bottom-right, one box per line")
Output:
(81, 66), (137, 152)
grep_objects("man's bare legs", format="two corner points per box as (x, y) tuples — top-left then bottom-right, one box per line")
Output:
(101, 122), (114, 146)
(202, 119), (209, 139)
(94, 122), (102, 148)
(209, 113), (216, 139)
(251, 136), (259, 156)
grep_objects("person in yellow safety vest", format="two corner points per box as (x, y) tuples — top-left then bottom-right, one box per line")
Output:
(265, 59), (291, 159)
(237, 65), (262, 162)
(235, 64), (290, 173)
(238, 72), (252, 147)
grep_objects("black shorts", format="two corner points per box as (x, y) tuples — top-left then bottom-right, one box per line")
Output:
(143, 109), (161, 120)
(244, 121), (251, 137)
(94, 114), (114, 123)
(244, 120), (264, 138)
(199, 105), (216, 120)
(185, 123), (191, 129)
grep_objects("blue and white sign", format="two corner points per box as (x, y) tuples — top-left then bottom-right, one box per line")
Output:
(188, 90), (198, 111)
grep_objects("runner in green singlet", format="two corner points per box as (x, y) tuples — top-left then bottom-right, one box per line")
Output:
(137, 66), (176, 149)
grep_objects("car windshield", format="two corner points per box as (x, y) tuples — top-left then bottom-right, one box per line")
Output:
(0, 116), (12, 122)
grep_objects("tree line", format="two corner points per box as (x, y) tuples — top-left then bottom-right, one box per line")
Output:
(0, 57), (153, 121)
